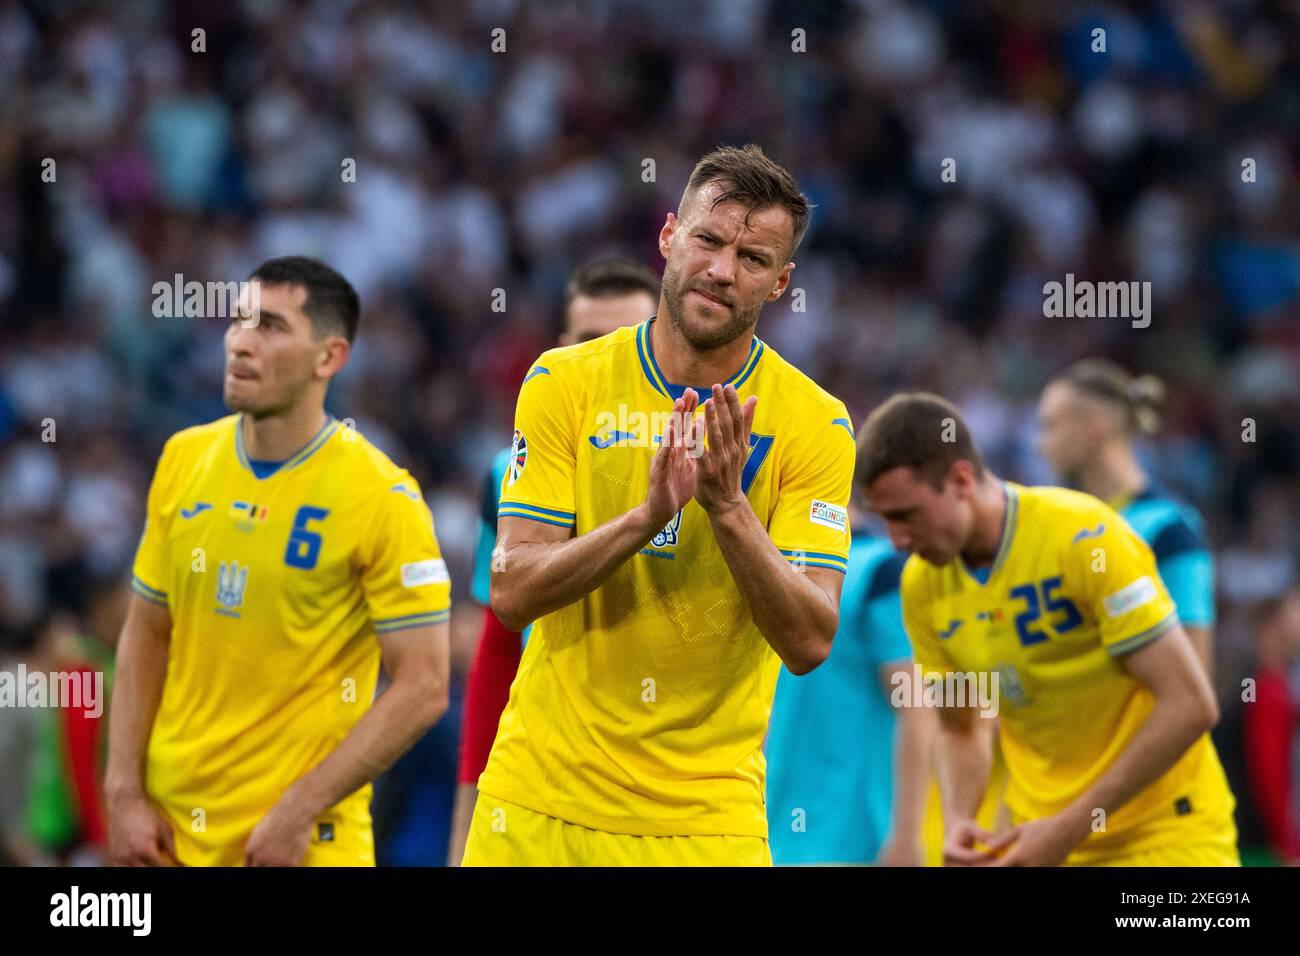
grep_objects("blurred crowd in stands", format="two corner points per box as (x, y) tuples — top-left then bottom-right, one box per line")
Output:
(0, 0), (1297, 865)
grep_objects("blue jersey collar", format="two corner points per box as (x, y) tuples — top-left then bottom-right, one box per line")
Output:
(635, 316), (764, 400)
(958, 482), (1018, 586)
(235, 414), (338, 479)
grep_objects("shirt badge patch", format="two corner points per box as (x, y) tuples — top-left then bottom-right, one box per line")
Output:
(508, 429), (527, 486)
(215, 560), (249, 617)
(808, 499), (847, 532)
(401, 558), (449, 588)
(650, 509), (683, 550)
(229, 501), (268, 532)
(1103, 575), (1158, 618)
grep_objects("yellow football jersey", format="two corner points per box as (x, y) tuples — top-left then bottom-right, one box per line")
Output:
(477, 317), (856, 838)
(131, 414), (451, 865)
(901, 482), (1235, 856)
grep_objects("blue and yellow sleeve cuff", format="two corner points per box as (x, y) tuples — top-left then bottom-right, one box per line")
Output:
(1107, 612), (1179, 656)
(131, 575), (169, 607)
(374, 608), (451, 634)
(779, 549), (849, 573)
(497, 500), (576, 528)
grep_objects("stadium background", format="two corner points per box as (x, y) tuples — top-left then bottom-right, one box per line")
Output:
(0, 0), (1297, 865)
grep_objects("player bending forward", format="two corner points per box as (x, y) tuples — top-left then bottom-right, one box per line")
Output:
(857, 393), (1238, 866)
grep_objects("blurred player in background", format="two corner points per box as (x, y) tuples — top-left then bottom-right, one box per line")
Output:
(447, 256), (658, 865)
(1038, 360), (1216, 679)
(859, 393), (1238, 866)
(461, 145), (856, 866)
(107, 257), (451, 866)
(764, 502), (932, 865)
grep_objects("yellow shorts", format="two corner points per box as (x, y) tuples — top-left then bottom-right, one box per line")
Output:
(1064, 818), (1240, 867)
(461, 794), (771, 867)
(169, 812), (374, 867)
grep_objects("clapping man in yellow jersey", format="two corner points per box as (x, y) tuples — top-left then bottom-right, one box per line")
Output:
(462, 145), (857, 866)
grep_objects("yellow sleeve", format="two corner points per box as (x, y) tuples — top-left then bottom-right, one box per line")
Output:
(497, 357), (577, 530)
(1059, 509), (1178, 656)
(360, 474), (452, 634)
(766, 407), (855, 574)
(131, 437), (178, 608)
(900, 557), (953, 676)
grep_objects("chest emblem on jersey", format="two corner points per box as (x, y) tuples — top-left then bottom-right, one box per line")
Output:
(229, 501), (269, 532)
(215, 560), (249, 617)
(1072, 523), (1106, 543)
(993, 661), (1027, 707)
(640, 509), (683, 560)
(180, 502), (212, 519)
(937, 618), (964, 639)
(508, 429), (527, 485)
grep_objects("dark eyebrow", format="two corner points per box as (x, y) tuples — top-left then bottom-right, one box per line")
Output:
(696, 227), (775, 265)
(881, 508), (916, 522)
(252, 309), (286, 325)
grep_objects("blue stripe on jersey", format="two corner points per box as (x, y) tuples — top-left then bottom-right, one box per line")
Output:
(131, 575), (169, 606)
(496, 507), (574, 527)
(374, 609), (451, 633)
(497, 502), (576, 521)
(636, 317), (765, 400)
(234, 414), (337, 479)
(779, 549), (849, 573)
(766, 532), (911, 864)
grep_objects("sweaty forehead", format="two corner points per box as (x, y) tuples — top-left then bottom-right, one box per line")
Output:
(685, 180), (793, 253)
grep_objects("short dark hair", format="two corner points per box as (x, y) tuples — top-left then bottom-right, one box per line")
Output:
(856, 392), (985, 490)
(684, 144), (812, 259)
(248, 256), (360, 343)
(1055, 358), (1166, 436)
(563, 256), (660, 316)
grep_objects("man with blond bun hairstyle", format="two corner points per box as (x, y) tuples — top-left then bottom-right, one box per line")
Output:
(1038, 359), (1216, 680)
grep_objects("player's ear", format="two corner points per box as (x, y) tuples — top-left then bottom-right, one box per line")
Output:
(768, 260), (795, 301)
(318, 336), (350, 378)
(659, 213), (677, 259)
(947, 460), (976, 496)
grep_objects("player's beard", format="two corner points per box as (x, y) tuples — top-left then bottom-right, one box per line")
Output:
(224, 374), (297, 419)
(661, 259), (760, 352)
